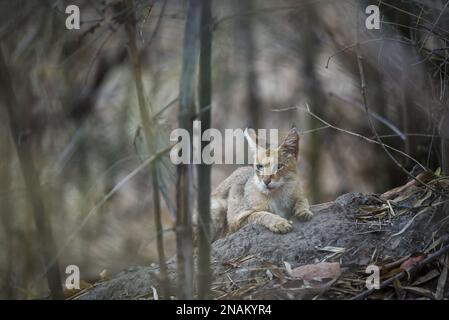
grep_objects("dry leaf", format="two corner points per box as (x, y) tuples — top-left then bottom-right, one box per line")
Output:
(63, 288), (78, 299)
(435, 255), (448, 300)
(413, 190), (433, 208)
(358, 205), (388, 214)
(284, 261), (293, 277)
(381, 171), (435, 200)
(99, 269), (110, 282)
(393, 279), (406, 299)
(63, 279), (92, 299)
(317, 246), (346, 253)
(291, 262), (341, 282)
(151, 286), (159, 300)
(401, 286), (434, 299)
(412, 269), (440, 286)
(381, 267), (402, 280)
(391, 208), (430, 238)
(400, 253), (425, 271)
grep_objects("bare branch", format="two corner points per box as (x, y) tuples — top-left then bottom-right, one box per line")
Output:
(272, 105), (426, 171)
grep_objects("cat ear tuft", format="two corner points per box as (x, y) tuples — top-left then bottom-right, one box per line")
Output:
(244, 128), (258, 152)
(280, 127), (300, 158)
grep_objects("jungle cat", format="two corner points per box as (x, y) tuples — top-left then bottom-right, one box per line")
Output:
(207, 127), (313, 241)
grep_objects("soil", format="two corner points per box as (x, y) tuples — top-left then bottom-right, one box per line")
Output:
(76, 178), (449, 300)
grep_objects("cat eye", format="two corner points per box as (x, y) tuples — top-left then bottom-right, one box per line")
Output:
(277, 164), (284, 170)
(256, 164), (263, 171)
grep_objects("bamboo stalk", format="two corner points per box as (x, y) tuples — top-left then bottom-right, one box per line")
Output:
(0, 127), (15, 299)
(197, 0), (213, 299)
(177, 0), (202, 299)
(0, 50), (63, 300)
(124, 0), (170, 298)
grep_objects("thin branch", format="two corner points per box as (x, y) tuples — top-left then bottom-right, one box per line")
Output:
(82, 31), (114, 89)
(145, 0), (168, 46)
(302, 125), (330, 134)
(326, 38), (411, 69)
(419, 0), (449, 50)
(352, 241), (449, 300)
(355, 42), (448, 198)
(125, 0), (170, 298)
(329, 92), (405, 140)
(378, 0), (449, 36)
(154, 96), (179, 119)
(272, 105), (425, 171)
(326, 37), (447, 69)
(377, 133), (439, 139)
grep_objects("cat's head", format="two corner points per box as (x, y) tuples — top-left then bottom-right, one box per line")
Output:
(244, 128), (300, 193)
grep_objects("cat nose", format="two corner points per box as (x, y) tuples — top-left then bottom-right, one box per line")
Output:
(263, 177), (272, 186)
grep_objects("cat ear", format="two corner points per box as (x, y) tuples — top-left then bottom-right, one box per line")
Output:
(244, 128), (258, 152)
(280, 127), (300, 158)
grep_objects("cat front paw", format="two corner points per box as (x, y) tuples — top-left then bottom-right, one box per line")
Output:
(266, 216), (293, 234)
(294, 208), (314, 221)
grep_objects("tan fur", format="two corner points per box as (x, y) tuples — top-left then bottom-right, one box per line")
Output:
(207, 128), (313, 241)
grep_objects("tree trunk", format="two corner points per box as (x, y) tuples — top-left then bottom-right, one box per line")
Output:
(124, 0), (170, 298)
(177, 0), (202, 299)
(0, 127), (15, 299)
(238, 0), (261, 129)
(298, 4), (326, 203)
(197, 0), (213, 299)
(0, 50), (63, 300)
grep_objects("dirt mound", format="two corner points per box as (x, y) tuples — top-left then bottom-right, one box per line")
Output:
(75, 176), (449, 300)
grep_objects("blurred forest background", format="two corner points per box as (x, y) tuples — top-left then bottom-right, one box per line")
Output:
(0, 0), (448, 299)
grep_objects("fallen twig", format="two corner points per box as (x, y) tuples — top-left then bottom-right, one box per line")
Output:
(352, 242), (449, 300)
